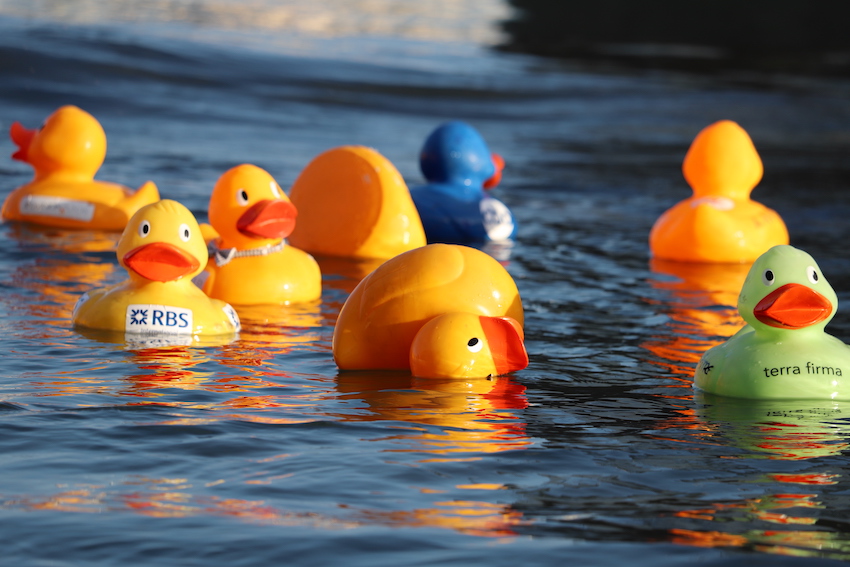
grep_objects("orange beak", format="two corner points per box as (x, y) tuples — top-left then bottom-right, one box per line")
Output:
(10, 122), (36, 163)
(479, 316), (528, 375)
(237, 199), (298, 239)
(123, 242), (201, 282)
(483, 153), (504, 190)
(753, 283), (833, 329)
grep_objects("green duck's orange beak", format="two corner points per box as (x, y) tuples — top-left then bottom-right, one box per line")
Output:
(480, 315), (528, 375)
(754, 283), (832, 329)
(124, 242), (200, 282)
(237, 199), (298, 239)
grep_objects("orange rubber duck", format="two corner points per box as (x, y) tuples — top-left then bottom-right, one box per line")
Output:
(72, 199), (240, 338)
(333, 244), (527, 378)
(2, 105), (160, 230)
(649, 120), (788, 263)
(199, 164), (321, 305)
(288, 146), (426, 260)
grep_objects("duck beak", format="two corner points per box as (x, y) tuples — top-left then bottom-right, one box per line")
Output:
(124, 242), (201, 282)
(480, 316), (528, 375)
(237, 199), (298, 239)
(483, 153), (504, 190)
(10, 122), (35, 163)
(754, 283), (833, 329)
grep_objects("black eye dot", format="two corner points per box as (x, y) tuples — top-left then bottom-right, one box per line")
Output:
(764, 270), (774, 281)
(183, 229), (190, 238)
(142, 224), (149, 234)
(812, 272), (819, 282)
(468, 338), (479, 347)
(240, 190), (248, 201)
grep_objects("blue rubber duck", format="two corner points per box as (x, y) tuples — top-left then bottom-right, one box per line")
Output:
(409, 121), (516, 243)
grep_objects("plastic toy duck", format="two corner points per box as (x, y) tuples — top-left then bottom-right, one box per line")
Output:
(333, 243), (528, 378)
(288, 146), (426, 260)
(409, 121), (515, 243)
(2, 105), (160, 230)
(695, 245), (850, 400)
(73, 199), (241, 337)
(198, 164), (321, 305)
(650, 120), (788, 263)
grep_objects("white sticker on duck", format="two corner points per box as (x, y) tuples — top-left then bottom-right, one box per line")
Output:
(690, 196), (735, 211)
(20, 195), (95, 222)
(480, 198), (515, 241)
(222, 304), (241, 332)
(125, 304), (193, 334)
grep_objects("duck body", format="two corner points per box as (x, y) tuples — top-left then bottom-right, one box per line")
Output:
(73, 199), (240, 337)
(650, 120), (788, 263)
(333, 243), (527, 378)
(3, 106), (160, 230)
(409, 121), (515, 243)
(288, 146), (426, 260)
(695, 245), (850, 400)
(200, 164), (321, 305)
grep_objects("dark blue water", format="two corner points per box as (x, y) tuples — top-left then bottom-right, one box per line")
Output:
(3, 6), (850, 566)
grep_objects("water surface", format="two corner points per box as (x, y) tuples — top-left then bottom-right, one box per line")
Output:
(2, 3), (850, 565)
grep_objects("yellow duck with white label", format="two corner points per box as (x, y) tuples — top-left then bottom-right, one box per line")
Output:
(3, 105), (159, 230)
(73, 199), (240, 338)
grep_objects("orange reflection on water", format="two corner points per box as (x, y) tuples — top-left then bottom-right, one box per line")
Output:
(665, 489), (850, 559)
(334, 372), (531, 459)
(4, 225), (121, 325)
(642, 259), (750, 381)
(355, 496), (527, 537)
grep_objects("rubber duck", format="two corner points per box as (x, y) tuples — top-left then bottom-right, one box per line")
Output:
(409, 121), (515, 243)
(73, 199), (241, 337)
(695, 245), (850, 400)
(198, 164), (321, 305)
(288, 146), (426, 260)
(650, 120), (788, 263)
(2, 105), (160, 230)
(333, 243), (527, 378)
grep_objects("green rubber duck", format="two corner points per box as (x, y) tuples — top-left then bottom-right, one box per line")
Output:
(695, 245), (850, 400)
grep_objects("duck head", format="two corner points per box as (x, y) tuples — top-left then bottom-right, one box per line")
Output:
(10, 105), (107, 180)
(683, 120), (763, 201)
(117, 200), (207, 283)
(419, 121), (503, 190)
(208, 164), (297, 250)
(410, 313), (528, 379)
(738, 245), (837, 333)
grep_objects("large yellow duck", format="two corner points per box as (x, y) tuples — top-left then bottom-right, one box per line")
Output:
(288, 146), (426, 260)
(333, 244), (528, 378)
(199, 164), (321, 305)
(649, 120), (789, 263)
(3, 105), (160, 230)
(73, 199), (241, 337)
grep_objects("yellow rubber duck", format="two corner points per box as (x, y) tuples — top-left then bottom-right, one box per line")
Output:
(649, 120), (789, 263)
(333, 243), (527, 377)
(410, 312), (528, 379)
(2, 105), (160, 230)
(199, 164), (321, 305)
(73, 199), (241, 337)
(288, 146), (426, 260)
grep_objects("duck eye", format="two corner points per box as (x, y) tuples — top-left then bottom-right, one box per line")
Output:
(237, 189), (249, 206)
(270, 181), (282, 198)
(807, 266), (819, 284)
(138, 220), (151, 238)
(467, 337), (483, 353)
(761, 269), (775, 286)
(178, 223), (191, 242)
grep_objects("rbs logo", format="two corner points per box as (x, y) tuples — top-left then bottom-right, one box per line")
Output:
(125, 304), (193, 334)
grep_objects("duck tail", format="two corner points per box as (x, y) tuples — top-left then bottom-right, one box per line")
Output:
(127, 180), (161, 209)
